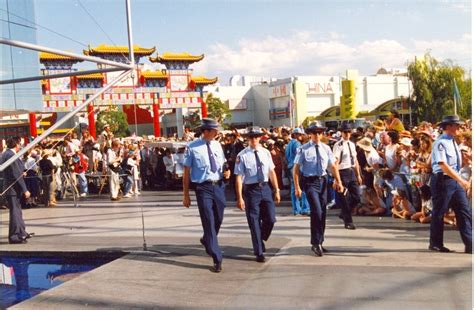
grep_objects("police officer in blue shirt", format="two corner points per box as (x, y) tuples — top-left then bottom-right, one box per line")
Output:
(183, 118), (231, 272)
(293, 121), (344, 256)
(429, 115), (472, 254)
(234, 127), (281, 263)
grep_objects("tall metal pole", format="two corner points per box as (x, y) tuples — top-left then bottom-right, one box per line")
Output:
(125, 0), (138, 135)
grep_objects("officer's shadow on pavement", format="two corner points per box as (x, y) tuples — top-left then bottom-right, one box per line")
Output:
(98, 237), (290, 271)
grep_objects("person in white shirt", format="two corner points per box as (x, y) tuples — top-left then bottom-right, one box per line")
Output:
(107, 140), (122, 201)
(332, 124), (362, 230)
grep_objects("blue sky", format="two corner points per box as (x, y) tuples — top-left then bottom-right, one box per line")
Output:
(34, 0), (471, 84)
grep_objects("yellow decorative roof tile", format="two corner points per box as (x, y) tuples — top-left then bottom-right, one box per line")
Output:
(140, 70), (168, 79)
(149, 52), (204, 63)
(84, 44), (156, 56)
(76, 72), (104, 80)
(39, 52), (83, 62)
(191, 76), (218, 84)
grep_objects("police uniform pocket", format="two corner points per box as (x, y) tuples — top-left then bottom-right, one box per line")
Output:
(305, 155), (316, 163)
(195, 155), (207, 170)
(244, 158), (257, 175)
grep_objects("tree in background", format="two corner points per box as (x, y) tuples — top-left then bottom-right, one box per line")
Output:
(205, 94), (232, 124)
(96, 106), (130, 137)
(408, 53), (471, 123)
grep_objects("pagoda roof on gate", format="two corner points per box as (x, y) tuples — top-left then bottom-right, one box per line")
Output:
(83, 44), (156, 56)
(76, 72), (104, 80)
(149, 52), (204, 63)
(191, 76), (218, 85)
(39, 52), (83, 62)
(140, 70), (169, 79)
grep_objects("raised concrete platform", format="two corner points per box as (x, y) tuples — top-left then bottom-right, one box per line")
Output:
(1, 191), (472, 309)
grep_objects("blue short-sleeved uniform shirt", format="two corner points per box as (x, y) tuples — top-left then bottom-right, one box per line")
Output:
(431, 133), (462, 173)
(234, 146), (275, 184)
(294, 141), (334, 177)
(285, 139), (301, 170)
(183, 138), (226, 183)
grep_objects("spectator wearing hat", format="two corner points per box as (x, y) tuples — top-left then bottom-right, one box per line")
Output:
(332, 123), (362, 230)
(107, 140), (122, 201)
(234, 126), (280, 263)
(384, 109), (405, 133)
(183, 118), (231, 273)
(285, 128), (310, 216)
(293, 121), (344, 256)
(429, 115), (472, 254)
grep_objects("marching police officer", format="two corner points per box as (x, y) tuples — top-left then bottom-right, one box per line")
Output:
(234, 127), (281, 263)
(429, 115), (472, 253)
(332, 123), (362, 230)
(293, 121), (344, 256)
(183, 118), (231, 272)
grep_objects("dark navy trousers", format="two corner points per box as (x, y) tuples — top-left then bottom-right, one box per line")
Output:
(430, 174), (472, 248)
(243, 183), (277, 256)
(7, 195), (27, 242)
(336, 168), (359, 225)
(194, 181), (226, 263)
(302, 176), (328, 246)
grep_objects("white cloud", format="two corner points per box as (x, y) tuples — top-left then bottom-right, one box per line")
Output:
(193, 31), (471, 83)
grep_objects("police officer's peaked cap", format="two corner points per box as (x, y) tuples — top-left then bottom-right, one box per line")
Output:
(200, 118), (222, 131)
(244, 126), (265, 137)
(339, 123), (352, 132)
(438, 115), (465, 128)
(306, 121), (327, 133)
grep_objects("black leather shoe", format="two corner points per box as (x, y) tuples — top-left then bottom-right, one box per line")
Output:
(262, 241), (266, 253)
(9, 238), (27, 244)
(210, 262), (222, 273)
(321, 245), (329, 253)
(256, 255), (266, 263)
(311, 245), (323, 257)
(429, 245), (451, 253)
(344, 223), (356, 230)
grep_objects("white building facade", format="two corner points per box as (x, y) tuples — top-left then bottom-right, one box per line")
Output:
(205, 69), (412, 128)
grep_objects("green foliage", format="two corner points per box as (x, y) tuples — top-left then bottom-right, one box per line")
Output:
(205, 94), (232, 124)
(408, 53), (471, 123)
(96, 106), (130, 137)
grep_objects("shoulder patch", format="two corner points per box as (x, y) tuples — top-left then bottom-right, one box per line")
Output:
(438, 143), (444, 151)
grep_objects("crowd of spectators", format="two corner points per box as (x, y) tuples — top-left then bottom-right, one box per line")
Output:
(1, 111), (472, 231)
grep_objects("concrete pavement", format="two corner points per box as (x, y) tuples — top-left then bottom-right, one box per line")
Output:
(1, 191), (472, 309)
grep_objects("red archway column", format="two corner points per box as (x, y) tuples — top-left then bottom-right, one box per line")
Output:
(29, 112), (37, 138)
(153, 102), (161, 137)
(88, 104), (96, 139)
(201, 98), (208, 118)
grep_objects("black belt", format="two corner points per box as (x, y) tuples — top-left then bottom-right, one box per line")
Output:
(436, 172), (453, 180)
(245, 182), (267, 188)
(302, 175), (325, 181)
(339, 168), (355, 172)
(202, 179), (223, 186)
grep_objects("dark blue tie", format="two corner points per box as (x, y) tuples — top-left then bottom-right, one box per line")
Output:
(315, 144), (323, 176)
(453, 139), (460, 171)
(206, 141), (218, 173)
(254, 150), (265, 182)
